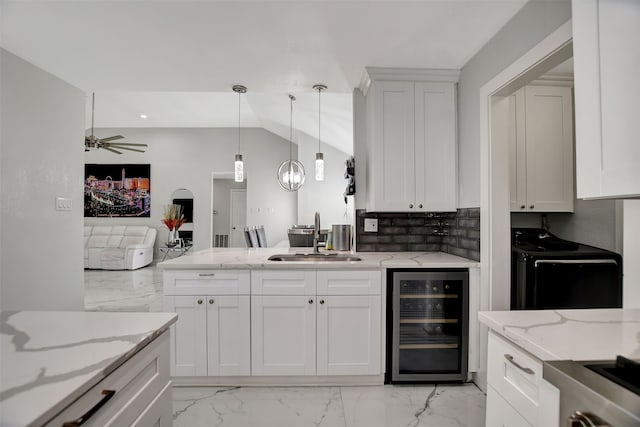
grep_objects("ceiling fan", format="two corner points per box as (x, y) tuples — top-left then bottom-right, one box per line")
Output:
(84, 92), (148, 154)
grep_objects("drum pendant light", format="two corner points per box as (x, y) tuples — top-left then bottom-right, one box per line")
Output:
(277, 94), (306, 191)
(232, 85), (247, 182)
(313, 84), (326, 181)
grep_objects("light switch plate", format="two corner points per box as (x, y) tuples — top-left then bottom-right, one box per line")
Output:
(55, 197), (72, 211)
(364, 218), (378, 232)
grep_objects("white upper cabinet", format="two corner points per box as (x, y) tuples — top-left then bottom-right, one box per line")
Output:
(363, 68), (458, 212)
(573, 0), (640, 199)
(509, 85), (574, 212)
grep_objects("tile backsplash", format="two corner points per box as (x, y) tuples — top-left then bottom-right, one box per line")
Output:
(355, 208), (480, 261)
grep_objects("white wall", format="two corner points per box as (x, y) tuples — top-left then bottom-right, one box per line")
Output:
(296, 132), (354, 229)
(84, 127), (297, 251)
(1, 49), (85, 310)
(457, 0), (572, 208)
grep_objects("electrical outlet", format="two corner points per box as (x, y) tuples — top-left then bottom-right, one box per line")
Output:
(55, 197), (72, 211)
(364, 218), (378, 232)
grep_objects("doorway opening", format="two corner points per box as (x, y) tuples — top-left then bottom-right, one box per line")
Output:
(212, 172), (247, 248)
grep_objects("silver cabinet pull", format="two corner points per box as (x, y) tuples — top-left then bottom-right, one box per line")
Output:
(418, 204), (423, 209)
(308, 299), (314, 304)
(197, 299), (203, 305)
(320, 299), (325, 304)
(209, 299), (214, 304)
(62, 389), (115, 426)
(520, 205), (525, 209)
(199, 273), (216, 277)
(530, 205), (535, 209)
(409, 204), (414, 209)
(504, 354), (534, 375)
(568, 411), (611, 427)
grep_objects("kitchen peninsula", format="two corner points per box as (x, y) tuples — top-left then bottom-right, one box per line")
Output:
(159, 248), (479, 383)
(0, 311), (177, 427)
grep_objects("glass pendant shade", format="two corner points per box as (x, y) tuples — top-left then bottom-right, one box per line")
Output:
(234, 154), (244, 182)
(277, 159), (305, 191)
(315, 152), (324, 181)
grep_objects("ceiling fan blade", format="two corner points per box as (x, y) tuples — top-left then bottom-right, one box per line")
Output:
(103, 146), (123, 154)
(106, 145), (146, 153)
(106, 142), (148, 147)
(99, 135), (124, 143)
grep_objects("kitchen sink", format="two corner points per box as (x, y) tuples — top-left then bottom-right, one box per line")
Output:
(267, 253), (362, 262)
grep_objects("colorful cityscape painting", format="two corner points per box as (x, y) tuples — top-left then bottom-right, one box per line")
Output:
(84, 164), (151, 217)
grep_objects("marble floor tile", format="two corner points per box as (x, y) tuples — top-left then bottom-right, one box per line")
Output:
(172, 384), (485, 427)
(84, 265), (164, 312)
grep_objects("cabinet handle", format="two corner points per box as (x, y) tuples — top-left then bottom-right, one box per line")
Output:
(530, 205), (535, 209)
(504, 354), (534, 375)
(520, 205), (525, 209)
(320, 299), (325, 304)
(568, 411), (611, 427)
(199, 273), (216, 277)
(197, 299), (203, 305)
(418, 204), (423, 209)
(308, 299), (314, 304)
(62, 389), (116, 426)
(409, 204), (414, 209)
(209, 299), (214, 304)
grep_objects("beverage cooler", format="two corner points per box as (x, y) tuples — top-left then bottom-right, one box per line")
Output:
(386, 269), (469, 383)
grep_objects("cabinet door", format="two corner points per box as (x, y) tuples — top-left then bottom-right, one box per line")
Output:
(524, 85), (574, 212)
(368, 81), (416, 211)
(251, 295), (316, 375)
(164, 296), (207, 376)
(317, 295), (381, 375)
(414, 82), (457, 212)
(573, 0), (640, 198)
(486, 385), (533, 427)
(508, 90), (527, 212)
(206, 295), (250, 376)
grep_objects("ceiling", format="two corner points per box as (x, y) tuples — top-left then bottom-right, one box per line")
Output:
(1, 0), (528, 153)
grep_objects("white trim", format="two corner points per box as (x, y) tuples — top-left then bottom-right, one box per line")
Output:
(479, 19), (573, 311)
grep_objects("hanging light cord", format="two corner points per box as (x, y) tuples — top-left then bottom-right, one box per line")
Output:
(237, 90), (241, 153)
(289, 95), (294, 160)
(317, 87), (321, 152)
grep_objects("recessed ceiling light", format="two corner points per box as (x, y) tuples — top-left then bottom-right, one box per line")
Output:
(139, 114), (148, 119)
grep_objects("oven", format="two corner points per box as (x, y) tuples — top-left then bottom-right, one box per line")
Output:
(511, 228), (622, 310)
(544, 356), (640, 426)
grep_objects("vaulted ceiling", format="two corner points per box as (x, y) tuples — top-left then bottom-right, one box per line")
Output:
(1, 0), (528, 153)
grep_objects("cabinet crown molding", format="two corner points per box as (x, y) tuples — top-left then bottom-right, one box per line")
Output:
(360, 67), (460, 96)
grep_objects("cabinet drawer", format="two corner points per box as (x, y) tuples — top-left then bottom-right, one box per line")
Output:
(317, 270), (381, 295)
(164, 270), (250, 295)
(251, 270), (316, 295)
(131, 381), (172, 427)
(46, 330), (170, 427)
(486, 385), (533, 427)
(487, 331), (542, 425)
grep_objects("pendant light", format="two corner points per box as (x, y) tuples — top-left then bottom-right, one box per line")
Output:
(232, 85), (247, 182)
(313, 84), (326, 181)
(277, 95), (306, 191)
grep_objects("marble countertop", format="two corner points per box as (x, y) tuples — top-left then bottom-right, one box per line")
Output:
(157, 248), (478, 270)
(0, 310), (177, 427)
(479, 309), (640, 361)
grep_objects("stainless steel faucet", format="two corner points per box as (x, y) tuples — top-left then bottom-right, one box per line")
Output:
(313, 211), (324, 253)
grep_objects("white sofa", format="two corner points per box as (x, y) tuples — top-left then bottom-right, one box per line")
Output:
(84, 225), (157, 270)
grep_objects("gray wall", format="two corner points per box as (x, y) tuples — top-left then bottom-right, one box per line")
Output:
(1, 49), (85, 310)
(457, 0), (572, 208)
(84, 127), (298, 251)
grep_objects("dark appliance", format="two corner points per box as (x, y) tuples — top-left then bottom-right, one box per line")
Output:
(386, 269), (468, 383)
(544, 356), (640, 426)
(511, 228), (622, 310)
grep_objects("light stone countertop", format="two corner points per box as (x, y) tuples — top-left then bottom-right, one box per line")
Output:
(157, 248), (479, 270)
(0, 310), (177, 427)
(479, 309), (640, 361)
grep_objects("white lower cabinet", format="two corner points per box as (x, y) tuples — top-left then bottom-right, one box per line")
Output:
(165, 269), (382, 378)
(486, 330), (560, 427)
(251, 295), (317, 375)
(164, 294), (250, 377)
(317, 295), (381, 375)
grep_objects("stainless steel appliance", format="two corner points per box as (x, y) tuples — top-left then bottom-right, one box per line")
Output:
(544, 356), (640, 426)
(511, 228), (622, 310)
(386, 269), (468, 383)
(331, 224), (352, 251)
(287, 225), (327, 247)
